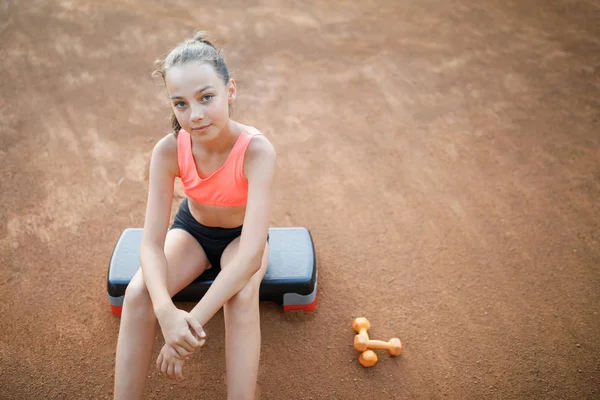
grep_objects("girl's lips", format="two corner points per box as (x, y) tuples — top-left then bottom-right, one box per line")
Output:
(191, 124), (211, 132)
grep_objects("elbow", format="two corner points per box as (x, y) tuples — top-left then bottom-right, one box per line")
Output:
(140, 233), (164, 252)
(139, 239), (162, 264)
(241, 248), (265, 275)
(250, 250), (264, 274)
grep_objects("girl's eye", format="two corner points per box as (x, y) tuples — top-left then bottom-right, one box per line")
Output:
(202, 94), (213, 102)
(174, 101), (186, 108)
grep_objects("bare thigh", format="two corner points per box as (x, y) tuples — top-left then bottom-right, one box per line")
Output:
(129, 228), (210, 299)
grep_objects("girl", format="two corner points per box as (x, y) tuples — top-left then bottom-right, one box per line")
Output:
(113, 32), (276, 400)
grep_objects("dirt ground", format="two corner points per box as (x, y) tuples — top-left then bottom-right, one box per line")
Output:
(1, 0), (599, 399)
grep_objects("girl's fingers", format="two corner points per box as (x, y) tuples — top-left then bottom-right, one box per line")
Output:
(167, 360), (175, 378)
(161, 355), (169, 375)
(184, 331), (200, 349)
(175, 344), (194, 357)
(175, 345), (192, 357)
(157, 345), (191, 380)
(174, 361), (184, 381)
(176, 337), (196, 353)
(156, 352), (163, 373)
(186, 316), (206, 340)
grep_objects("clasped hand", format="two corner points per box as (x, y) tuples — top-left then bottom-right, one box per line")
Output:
(156, 308), (206, 380)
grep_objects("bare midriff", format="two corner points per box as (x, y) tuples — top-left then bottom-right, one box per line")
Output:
(187, 198), (246, 228)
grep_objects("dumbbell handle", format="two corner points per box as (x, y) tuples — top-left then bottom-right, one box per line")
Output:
(364, 338), (402, 356)
(353, 330), (370, 352)
(366, 340), (392, 349)
(357, 328), (369, 340)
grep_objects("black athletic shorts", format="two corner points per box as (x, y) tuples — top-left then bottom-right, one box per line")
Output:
(170, 198), (268, 271)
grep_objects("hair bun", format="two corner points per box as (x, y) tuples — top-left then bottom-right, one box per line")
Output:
(191, 31), (216, 48)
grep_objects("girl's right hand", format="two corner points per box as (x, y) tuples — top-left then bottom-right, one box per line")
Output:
(157, 307), (206, 357)
(157, 343), (188, 381)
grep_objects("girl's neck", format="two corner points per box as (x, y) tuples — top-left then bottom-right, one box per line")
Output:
(196, 119), (241, 154)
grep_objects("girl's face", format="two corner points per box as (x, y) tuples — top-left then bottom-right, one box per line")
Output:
(165, 61), (236, 140)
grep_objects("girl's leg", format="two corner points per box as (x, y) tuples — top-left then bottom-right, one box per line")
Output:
(220, 239), (269, 400)
(113, 229), (209, 400)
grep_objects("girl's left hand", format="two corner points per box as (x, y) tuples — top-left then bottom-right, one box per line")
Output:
(157, 344), (189, 381)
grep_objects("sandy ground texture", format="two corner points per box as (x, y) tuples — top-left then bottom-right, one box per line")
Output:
(1, 0), (600, 399)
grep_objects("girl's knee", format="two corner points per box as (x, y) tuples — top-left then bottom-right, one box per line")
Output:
(228, 280), (260, 311)
(123, 274), (152, 311)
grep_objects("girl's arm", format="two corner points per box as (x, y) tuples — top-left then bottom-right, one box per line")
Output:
(141, 136), (203, 353)
(140, 136), (177, 314)
(190, 136), (276, 326)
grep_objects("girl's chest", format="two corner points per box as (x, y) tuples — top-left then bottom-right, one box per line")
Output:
(191, 149), (231, 179)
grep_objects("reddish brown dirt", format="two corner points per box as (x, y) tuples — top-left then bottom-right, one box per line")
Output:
(1, 1), (599, 399)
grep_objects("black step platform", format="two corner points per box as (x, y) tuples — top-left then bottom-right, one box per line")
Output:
(107, 227), (318, 315)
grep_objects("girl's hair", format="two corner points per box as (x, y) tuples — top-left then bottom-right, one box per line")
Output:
(152, 31), (231, 135)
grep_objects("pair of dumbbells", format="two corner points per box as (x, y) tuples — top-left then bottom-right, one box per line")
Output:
(352, 317), (402, 367)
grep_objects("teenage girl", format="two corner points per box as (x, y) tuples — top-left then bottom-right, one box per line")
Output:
(113, 32), (276, 400)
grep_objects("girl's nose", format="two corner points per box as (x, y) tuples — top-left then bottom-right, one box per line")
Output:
(191, 106), (204, 122)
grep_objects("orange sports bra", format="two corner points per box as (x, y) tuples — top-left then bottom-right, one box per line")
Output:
(177, 127), (262, 207)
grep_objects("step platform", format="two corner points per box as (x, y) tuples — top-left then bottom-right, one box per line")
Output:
(107, 227), (318, 316)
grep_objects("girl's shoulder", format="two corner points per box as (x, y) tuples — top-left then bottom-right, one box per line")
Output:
(237, 123), (271, 146)
(152, 132), (178, 155)
(246, 131), (274, 154)
(149, 132), (179, 175)
(229, 122), (272, 153)
(243, 127), (276, 173)
(235, 123), (273, 157)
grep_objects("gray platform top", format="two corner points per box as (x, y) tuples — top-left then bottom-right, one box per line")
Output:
(108, 227), (315, 284)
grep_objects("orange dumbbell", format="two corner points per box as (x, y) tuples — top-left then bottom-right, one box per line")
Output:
(358, 350), (378, 367)
(352, 317), (371, 350)
(359, 337), (402, 356)
(352, 317), (402, 367)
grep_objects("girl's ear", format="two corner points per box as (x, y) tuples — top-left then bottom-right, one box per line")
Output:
(228, 79), (237, 104)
